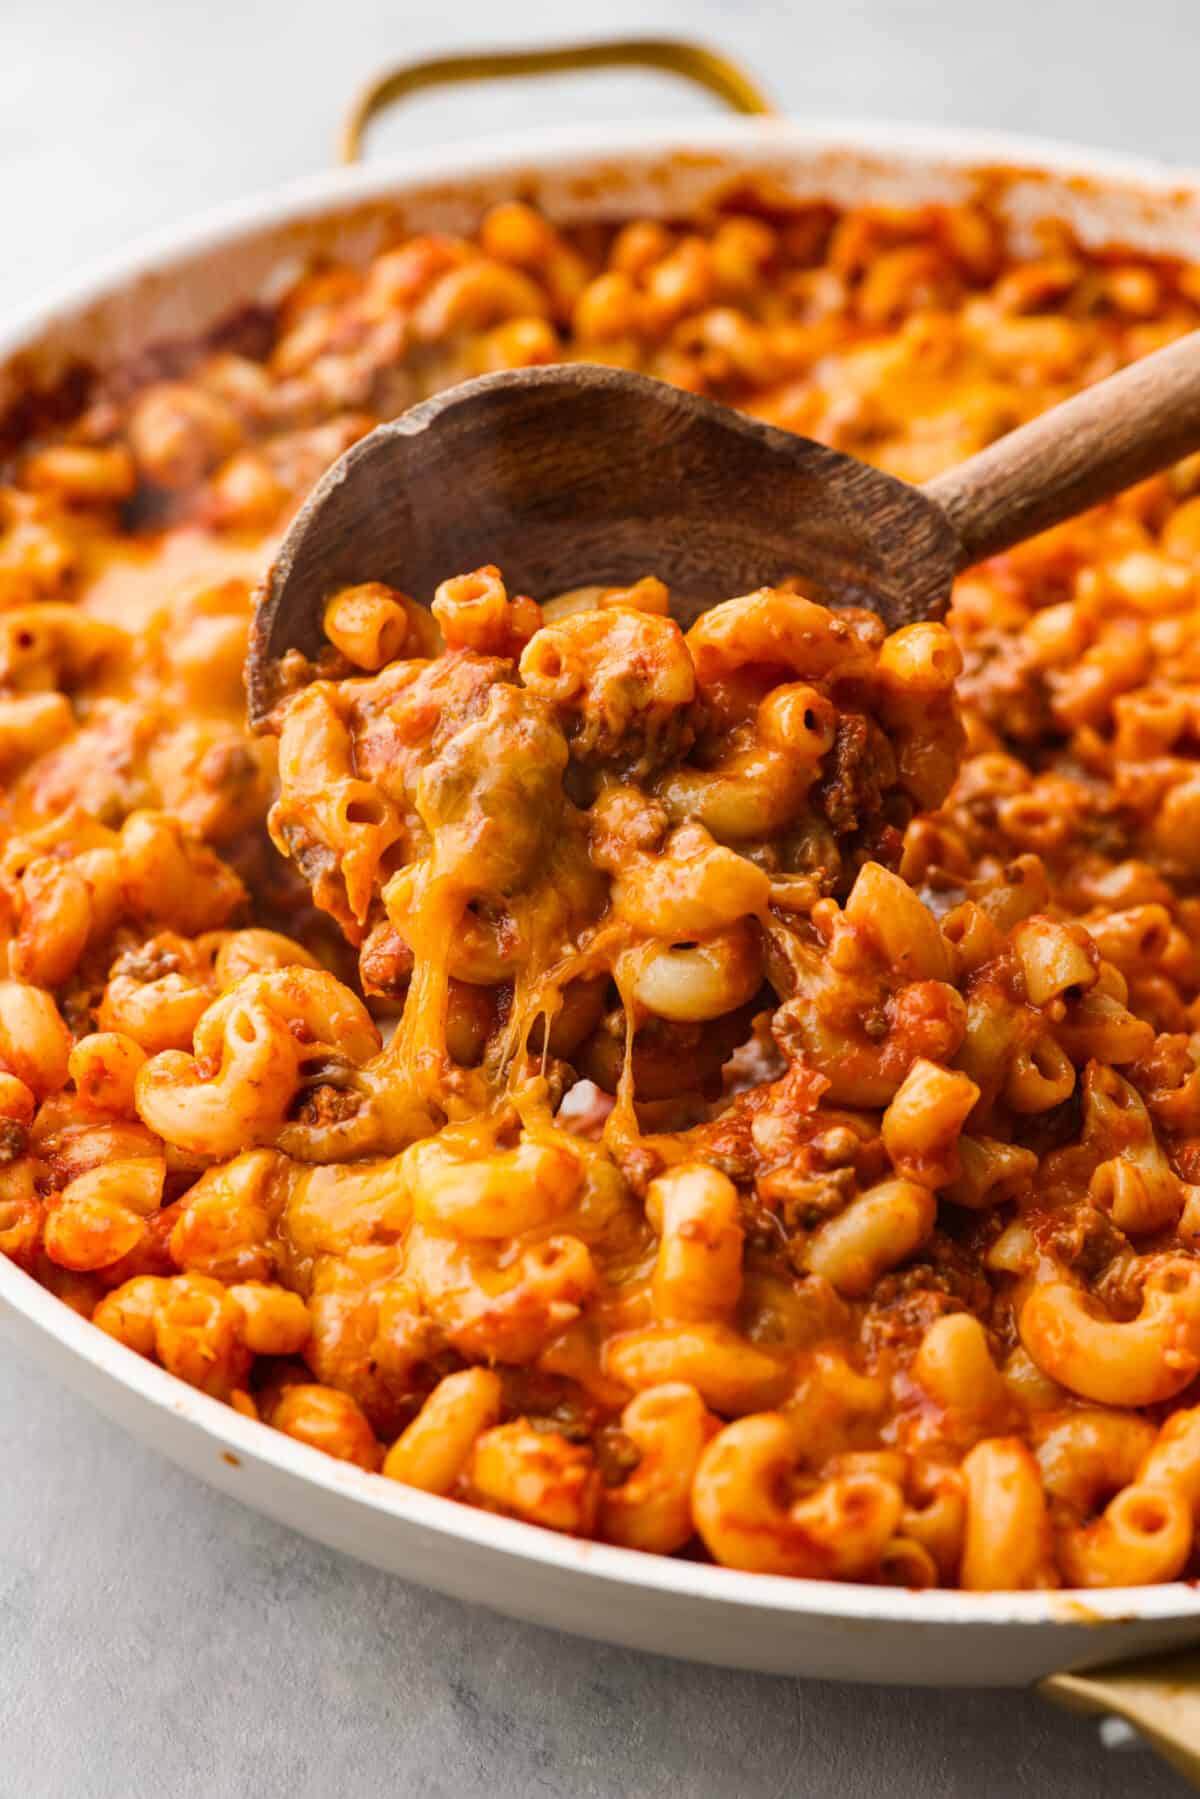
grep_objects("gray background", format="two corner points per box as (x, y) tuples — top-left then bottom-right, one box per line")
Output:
(1, 1), (1197, 1793)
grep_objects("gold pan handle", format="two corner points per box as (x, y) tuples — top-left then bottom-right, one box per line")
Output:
(1042, 1647), (1200, 1787)
(341, 37), (775, 163)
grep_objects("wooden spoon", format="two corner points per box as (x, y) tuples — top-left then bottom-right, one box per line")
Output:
(247, 335), (1200, 724)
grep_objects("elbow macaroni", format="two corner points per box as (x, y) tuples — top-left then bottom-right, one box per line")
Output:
(6, 193), (1200, 1591)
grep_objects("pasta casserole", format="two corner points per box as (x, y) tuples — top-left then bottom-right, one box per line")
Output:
(7, 194), (1200, 1590)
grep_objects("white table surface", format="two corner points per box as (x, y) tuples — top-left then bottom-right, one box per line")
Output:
(2, 0), (1197, 1792)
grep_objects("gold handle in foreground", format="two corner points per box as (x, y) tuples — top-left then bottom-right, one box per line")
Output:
(340, 38), (775, 163)
(1042, 1648), (1200, 1786)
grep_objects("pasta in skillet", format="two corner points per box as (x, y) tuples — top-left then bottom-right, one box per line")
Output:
(6, 194), (1200, 1590)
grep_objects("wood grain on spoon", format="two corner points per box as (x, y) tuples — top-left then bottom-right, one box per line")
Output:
(926, 326), (1200, 565)
(247, 332), (1200, 726)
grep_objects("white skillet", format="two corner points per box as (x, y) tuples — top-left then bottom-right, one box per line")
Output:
(3, 40), (1200, 1771)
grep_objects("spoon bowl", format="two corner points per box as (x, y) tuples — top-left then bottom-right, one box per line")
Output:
(248, 337), (1200, 725)
(247, 365), (956, 722)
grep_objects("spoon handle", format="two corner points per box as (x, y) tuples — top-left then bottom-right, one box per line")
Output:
(923, 327), (1200, 571)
